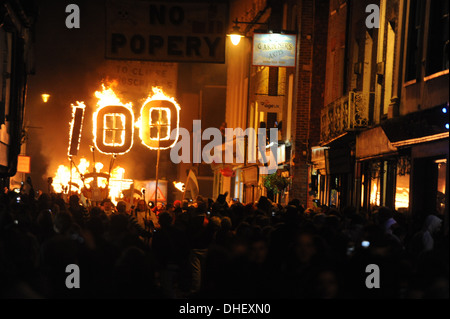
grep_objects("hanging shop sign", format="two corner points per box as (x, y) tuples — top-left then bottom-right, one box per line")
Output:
(252, 33), (297, 67)
(105, 0), (227, 63)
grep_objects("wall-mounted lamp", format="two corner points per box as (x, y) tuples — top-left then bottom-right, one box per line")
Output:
(227, 18), (269, 46)
(228, 24), (245, 46)
(41, 93), (50, 103)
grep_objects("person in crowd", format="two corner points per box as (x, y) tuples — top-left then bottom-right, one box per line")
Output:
(1, 186), (448, 299)
(101, 198), (116, 217)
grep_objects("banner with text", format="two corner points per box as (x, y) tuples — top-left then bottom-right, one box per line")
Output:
(106, 0), (227, 63)
(97, 60), (178, 98)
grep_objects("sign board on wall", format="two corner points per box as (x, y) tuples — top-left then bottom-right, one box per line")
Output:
(97, 60), (178, 98)
(106, 0), (227, 63)
(256, 95), (284, 113)
(252, 33), (297, 67)
(17, 155), (31, 173)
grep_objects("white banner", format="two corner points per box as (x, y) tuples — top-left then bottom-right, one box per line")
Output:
(106, 0), (227, 63)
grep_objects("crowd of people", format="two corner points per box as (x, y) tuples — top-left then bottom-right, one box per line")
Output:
(0, 187), (448, 299)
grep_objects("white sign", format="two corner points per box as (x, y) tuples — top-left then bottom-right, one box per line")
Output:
(106, 0), (227, 63)
(253, 33), (297, 67)
(256, 95), (284, 113)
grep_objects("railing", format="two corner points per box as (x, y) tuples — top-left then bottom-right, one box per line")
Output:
(320, 91), (374, 143)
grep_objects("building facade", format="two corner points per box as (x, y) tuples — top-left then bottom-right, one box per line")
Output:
(312, 0), (448, 233)
(0, 0), (37, 188)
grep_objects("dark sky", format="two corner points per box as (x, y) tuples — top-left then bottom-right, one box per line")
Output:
(25, 0), (227, 191)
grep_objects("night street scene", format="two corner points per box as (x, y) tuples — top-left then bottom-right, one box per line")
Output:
(0, 0), (448, 306)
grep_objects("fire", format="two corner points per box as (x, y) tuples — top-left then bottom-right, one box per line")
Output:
(93, 82), (135, 155)
(67, 101), (86, 156)
(94, 82), (133, 109)
(138, 86), (181, 150)
(52, 158), (133, 205)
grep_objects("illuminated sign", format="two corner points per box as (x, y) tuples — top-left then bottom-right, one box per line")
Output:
(17, 155), (31, 173)
(252, 33), (297, 67)
(94, 105), (134, 154)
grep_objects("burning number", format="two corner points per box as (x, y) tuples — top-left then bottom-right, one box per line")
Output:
(93, 105), (134, 155)
(139, 88), (180, 150)
(68, 102), (86, 156)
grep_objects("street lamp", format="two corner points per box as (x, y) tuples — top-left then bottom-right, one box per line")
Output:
(41, 93), (50, 103)
(227, 18), (269, 46)
(228, 24), (244, 46)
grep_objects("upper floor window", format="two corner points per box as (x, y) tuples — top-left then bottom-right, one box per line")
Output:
(426, 0), (449, 75)
(405, 0), (425, 82)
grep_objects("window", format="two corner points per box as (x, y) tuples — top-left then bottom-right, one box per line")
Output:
(149, 107), (171, 140)
(103, 113), (126, 146)
(395, 157), (411, 212)
(383, 22), (396, 115)
(405, 0), (425, 81)
(426, 0), (449, 75)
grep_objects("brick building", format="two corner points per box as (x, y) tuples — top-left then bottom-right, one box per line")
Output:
(0, 0), (37, 188)
(311, 0), (448, 233)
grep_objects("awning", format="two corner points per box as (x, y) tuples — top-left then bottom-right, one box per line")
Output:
(381, 103), (449, 147)
(356, 126), (397, 160)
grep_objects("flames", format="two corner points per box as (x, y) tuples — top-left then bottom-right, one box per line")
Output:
(50, 82), (179, 205)
(51, 158), (132, 205)
(67, 101), (86, 156)
(94, 82), (133, 109)
(137, 86), (181, 150)
(93, 82), (135, 155)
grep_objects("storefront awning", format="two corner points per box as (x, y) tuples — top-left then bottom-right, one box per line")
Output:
(356, 126), (397, 160)
(381, 104), (449, 147)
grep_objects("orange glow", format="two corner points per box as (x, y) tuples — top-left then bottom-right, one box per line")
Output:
(41, 94), (50, 103)
(395, 187), (409, 209)
(67, 101), (86, 156)
(52, 158), (133, 205)
(138, 86), (181, 150)
(173, 181), (185, 192)
(370, 181), (380, 206)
